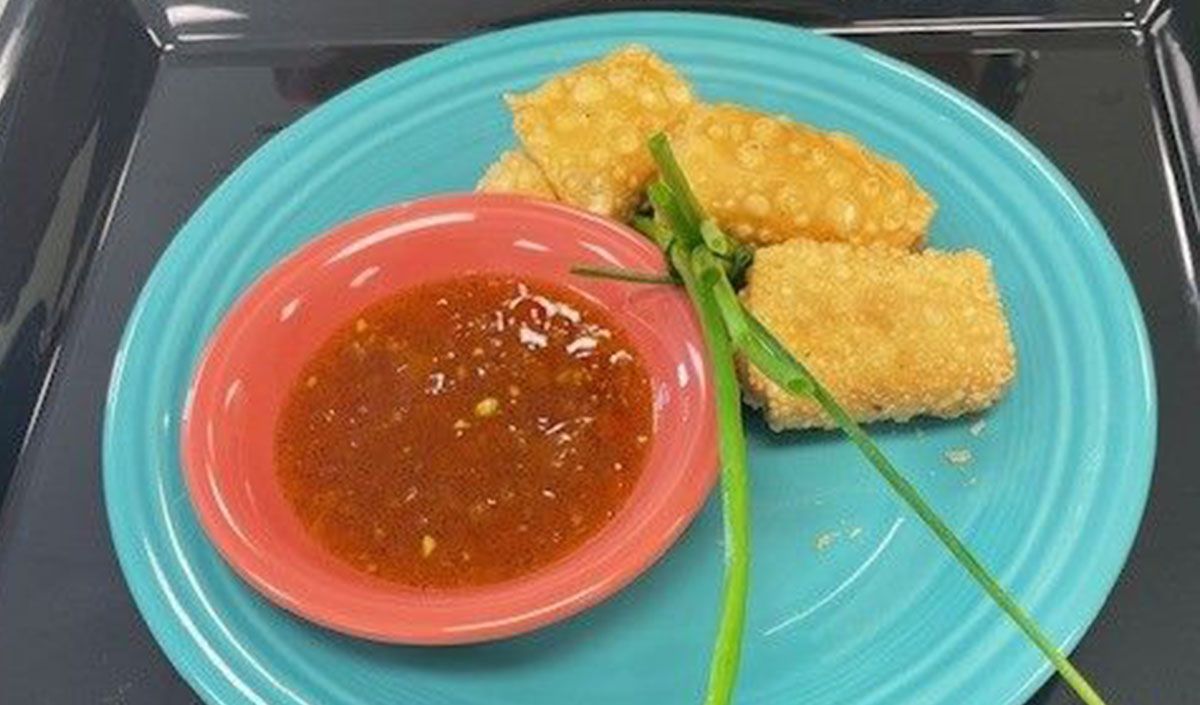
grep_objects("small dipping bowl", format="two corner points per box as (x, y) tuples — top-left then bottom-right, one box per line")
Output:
(181, 194), (717, 644)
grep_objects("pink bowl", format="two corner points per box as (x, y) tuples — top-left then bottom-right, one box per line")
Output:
(181, 194), (717, 644)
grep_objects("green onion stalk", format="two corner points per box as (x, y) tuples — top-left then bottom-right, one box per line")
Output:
(573, 133), (1109, 705)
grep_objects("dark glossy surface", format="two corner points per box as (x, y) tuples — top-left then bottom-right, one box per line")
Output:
(0, 0), (155, 493)
(130, 0), (1141, 51)
(0, 1), (1197, 703)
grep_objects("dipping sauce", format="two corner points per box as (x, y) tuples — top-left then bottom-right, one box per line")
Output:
(275, 274), (654, 588)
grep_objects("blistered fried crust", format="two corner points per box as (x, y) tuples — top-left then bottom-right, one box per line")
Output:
(506, 45), (695, 220)
(476, 150), (559, 200)
(742, 239), (1015, 430)
(671, 103), (936, 249)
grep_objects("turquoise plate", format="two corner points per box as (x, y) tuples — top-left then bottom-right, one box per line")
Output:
(104, 12), (1156, 705)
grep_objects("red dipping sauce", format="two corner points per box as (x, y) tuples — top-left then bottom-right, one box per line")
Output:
(275, 274), (654, 588)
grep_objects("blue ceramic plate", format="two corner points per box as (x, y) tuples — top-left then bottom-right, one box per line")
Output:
(104, 12), (1155, 705)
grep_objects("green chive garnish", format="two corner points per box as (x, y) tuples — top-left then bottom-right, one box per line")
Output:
(575, 133), (1109, 705)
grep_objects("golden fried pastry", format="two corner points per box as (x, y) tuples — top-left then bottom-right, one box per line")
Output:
(506, 45), (695, 220)
(671, 103), (936, 249)
(476, 150), (559, 200)
(742, 239), (1015, 429)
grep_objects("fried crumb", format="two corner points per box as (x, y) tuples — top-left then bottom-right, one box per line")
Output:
(944, 448), (974, 466)
(814, 530), (840, 552)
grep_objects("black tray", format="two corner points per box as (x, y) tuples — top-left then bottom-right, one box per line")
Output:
(1, 1), (1197, 702)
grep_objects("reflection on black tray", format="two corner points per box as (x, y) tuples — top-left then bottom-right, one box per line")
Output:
(0, 1), (1197, 703)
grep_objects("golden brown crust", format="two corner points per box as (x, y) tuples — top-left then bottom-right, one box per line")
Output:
(742, 239), (1016, 429)
(475, 150), (559, 200)
(506, 45), (695, 220)
(670, 103), (936, 249)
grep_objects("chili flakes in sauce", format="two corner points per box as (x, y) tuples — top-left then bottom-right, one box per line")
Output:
(275, 274), (654, 588)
